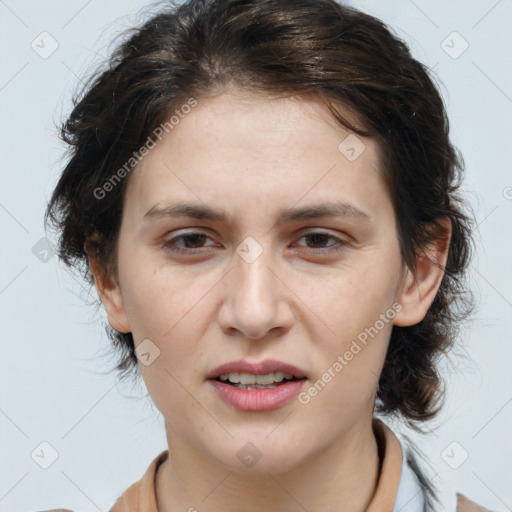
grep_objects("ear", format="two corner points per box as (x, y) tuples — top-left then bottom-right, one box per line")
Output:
(393, 218), (451, 327)
(87, 249), (131, 334)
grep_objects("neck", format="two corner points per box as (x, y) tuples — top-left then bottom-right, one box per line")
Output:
(156, 415), (380, 512)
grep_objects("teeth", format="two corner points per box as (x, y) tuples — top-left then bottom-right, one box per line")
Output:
(231, 384), (278, 389)
(240, 373), (256, 385)
(228, 372), (240, 383)
(218, 372), (296, 384)
(255, 374), (274, 385)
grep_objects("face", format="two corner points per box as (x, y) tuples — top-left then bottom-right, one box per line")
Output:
(95, 89), (436, 474)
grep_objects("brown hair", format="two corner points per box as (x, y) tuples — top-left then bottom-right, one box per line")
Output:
(45, 0), (474, 430)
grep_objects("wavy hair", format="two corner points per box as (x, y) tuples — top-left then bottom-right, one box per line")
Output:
(45, 0), (475, 431)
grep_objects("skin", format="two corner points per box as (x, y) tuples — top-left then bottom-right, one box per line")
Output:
(89, 87), (450, 512)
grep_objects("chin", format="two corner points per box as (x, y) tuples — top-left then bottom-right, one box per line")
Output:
(207, 432), (309, 475)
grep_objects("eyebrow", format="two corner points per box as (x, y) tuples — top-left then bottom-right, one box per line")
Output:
(143, 200), (372, 224)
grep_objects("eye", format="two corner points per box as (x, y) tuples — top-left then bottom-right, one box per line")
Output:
(295, 231), (349, 254)
(162, 230), (350, 256)
(163, 231), (217, 254)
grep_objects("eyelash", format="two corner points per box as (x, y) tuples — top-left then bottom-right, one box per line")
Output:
(162, 231), (350, 255)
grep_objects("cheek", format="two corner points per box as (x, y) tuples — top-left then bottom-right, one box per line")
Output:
(300, 324), (391, 431)
(117, 248), (214, 381)
(117, 243), (202, 340)
(299, 255), (400, 401)
(304, 258), (401, 340)
(139, 360), (204, 432)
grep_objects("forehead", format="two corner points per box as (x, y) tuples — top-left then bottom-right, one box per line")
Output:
(123, 90), (390, 223)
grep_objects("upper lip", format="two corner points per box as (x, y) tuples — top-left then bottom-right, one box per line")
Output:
(207, 359), (307, 380)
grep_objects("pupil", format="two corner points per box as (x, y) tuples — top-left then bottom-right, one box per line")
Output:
(184, 234), (206, 248)
(308, 233), (328, 247)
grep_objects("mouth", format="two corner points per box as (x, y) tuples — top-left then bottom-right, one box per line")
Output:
(207, 358), (307, 384)
(207, 359), (307, 411)
(213, 372), (305, 390)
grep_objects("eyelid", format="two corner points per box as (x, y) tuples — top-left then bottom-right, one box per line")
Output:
(297, 227), (349, 239)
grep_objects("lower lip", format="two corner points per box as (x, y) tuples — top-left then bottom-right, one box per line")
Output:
(208, 379), (306, 412)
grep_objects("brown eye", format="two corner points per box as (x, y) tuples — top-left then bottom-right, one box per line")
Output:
(296, 231), (349, 253)
(163, 232), (215, 254)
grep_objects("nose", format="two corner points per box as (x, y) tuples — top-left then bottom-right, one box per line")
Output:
(217, 243), (295, 340)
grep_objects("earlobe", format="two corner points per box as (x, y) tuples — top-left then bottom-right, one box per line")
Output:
(87, 252), (131, 334)
(393, 218), (452, 327)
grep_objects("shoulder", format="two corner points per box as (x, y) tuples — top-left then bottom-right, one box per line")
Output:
(110, 449), (168, 511)
(456, 493), (491, 511)
(109, 479), (141, 511)
(388, 426), (492, 512)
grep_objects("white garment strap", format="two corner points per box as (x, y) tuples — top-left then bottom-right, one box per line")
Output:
(393, 436), (434, 512)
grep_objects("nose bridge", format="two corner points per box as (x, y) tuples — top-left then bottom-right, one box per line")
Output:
(236, 248), (275, 302)
(235, 238), (277, 309)
(220, 236), (290, 338)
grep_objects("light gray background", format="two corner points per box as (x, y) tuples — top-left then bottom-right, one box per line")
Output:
(1, 0), (511, 511)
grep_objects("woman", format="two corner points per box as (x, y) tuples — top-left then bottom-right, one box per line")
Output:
(44, 0), (487, 510)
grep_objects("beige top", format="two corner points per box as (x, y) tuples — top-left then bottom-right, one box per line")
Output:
(40, 420), (489, 511)
(107, 420), (488, 512)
